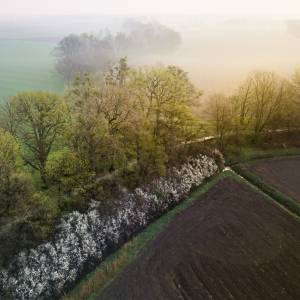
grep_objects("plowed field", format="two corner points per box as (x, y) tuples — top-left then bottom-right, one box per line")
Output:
(98, 178), (300, 300)
(248, 157), (300, 203)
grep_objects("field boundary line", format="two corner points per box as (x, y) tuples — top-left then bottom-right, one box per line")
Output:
(62, 171), (230, 300)
(233, 153), (300, 167)
(62, 164), (300, 300)
(232, 164), (300, 218)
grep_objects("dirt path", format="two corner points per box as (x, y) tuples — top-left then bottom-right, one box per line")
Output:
(98, 178), (300, 300)
(249, 156), (300, 203)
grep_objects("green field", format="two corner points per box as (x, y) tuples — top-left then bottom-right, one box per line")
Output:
(0, 40), (64, 102)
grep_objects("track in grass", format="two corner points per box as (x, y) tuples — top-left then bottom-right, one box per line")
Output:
(98, 178), (300, 300)
(248, 156), (300, 203)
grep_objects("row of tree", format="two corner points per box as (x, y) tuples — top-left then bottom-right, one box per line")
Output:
(0, 59), (201, 224)
(1, 61), (300, 263)
(54, 21), (182, 82)
(206, 71), (300, 148)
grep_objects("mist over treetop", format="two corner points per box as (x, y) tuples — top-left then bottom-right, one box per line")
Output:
(53, 20), (182, 83)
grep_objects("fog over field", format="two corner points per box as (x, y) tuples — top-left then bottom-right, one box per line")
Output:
(1, 14), (300, 100)
(2, 2), (300, 299)
(136, 15), (300, 95)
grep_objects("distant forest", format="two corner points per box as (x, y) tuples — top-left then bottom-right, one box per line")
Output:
(53, 20), (182, 82)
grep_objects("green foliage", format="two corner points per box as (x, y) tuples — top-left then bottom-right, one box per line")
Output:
(46, 148), (95, 196)
(125, 65), (203, 176)
(105, 57), (130, 87)
(206, 94), (233, 150)
(6, 91), (68, 184)
(1, 60), (300, 271)
(0, 172), (34, 218)
(126, 129), (168, 185)
(27, 192), (60, 235)
(206, 71), (300, 145)
(66, 62), (202, 184)
(0, 190), (60, 267)
(0, 128), (19, 179)
(0, 129), (31, 216)
(67, 66), (131, 174)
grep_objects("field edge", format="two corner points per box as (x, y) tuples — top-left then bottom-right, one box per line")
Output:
(233, 163), (300, 218)
(62, 171), (230, 300)
(63, 159), (300, 300)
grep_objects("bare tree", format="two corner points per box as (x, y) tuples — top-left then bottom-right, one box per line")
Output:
(235, 72), (291, 140)
(207, 94), (233, 149)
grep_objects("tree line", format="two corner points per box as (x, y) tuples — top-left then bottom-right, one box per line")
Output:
(206, 70), (300, 149)
(54, 21), (182, 83)
(0, 60), (300, 264)
(0, 59), (202, 262)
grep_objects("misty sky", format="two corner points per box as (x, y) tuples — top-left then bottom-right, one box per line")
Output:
(1, 0), (300, 16)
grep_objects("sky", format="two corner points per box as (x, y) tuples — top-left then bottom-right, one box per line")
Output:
(1, 0), (300, 16)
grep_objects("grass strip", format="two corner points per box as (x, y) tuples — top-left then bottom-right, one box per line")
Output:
(232, 164), (300, 218)
(225, 147), (300, 166)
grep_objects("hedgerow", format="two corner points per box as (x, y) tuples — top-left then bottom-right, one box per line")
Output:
(0, 155), (218, 299)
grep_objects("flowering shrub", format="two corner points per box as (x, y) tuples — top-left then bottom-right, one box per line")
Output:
(0, 155), (218, 299)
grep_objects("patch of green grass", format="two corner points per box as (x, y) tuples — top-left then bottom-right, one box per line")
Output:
(0, 40), (64, 102)
(225, 146), (300, 166)
(61, 171), (230, 300)
(232, 164), (300, 218)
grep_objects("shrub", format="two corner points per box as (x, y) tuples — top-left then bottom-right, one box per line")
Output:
(0, 191), (58, 269)
(0, 172), (34, 218)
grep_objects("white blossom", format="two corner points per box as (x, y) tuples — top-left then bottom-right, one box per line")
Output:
(0, 155), (218, 299)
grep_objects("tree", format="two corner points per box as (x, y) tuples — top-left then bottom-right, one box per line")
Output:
(124, 125), (168, 185)
(0, 128), (34, 216)
(249, 72), (289, 136)
(53, 34), (115, 83)
(206, 94), (233, 149)
(67, 63), (201, 182)
(121, 20), (182, 54)
(53, 22), (182, 83)
(129, 66), (201, 152)
(231, 79), (252, 138)
(6, 91), (68, 185)
(234, 72), (291, 140)
(105, 57), (130, 87)
(0, 173), (34, 218)
(68, 70), (131, 174)
(0, 128), (19, 181)
(46, 148), (94, 198)
(0, 101), (18, 136)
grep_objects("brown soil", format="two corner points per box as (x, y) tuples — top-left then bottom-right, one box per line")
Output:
(98, 178), (300, 300)
(249, 156), (300, 203)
